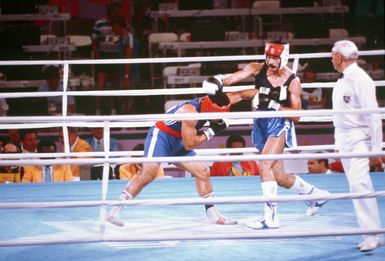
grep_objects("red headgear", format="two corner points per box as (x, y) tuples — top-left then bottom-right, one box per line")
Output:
(265, 41), (290, 69)
(201, 96), (230, 113)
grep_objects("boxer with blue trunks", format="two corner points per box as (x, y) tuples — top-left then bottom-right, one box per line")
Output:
(203, 40), (330, 230)
(108, 93), (237, 227)
(251, 63), (297, 152)
(145, 98), (206, 158)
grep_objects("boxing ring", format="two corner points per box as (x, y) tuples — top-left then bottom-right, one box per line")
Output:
(1, 51), (385, 260)
(0, 175), (384, 261)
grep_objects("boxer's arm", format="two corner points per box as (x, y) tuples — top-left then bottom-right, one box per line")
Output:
(179, 104), (207, 150)
(227, 89), (258, 105)
(279, 77), (302, 122)
(223, 62), (262, 86)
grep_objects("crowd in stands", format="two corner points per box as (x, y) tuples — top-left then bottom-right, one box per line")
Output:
(0, 0), (383, 116)
(0, 128), (171, 183)
(1, 128), (383, 183)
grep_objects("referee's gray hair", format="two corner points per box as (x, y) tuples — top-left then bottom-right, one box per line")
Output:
(332, 40), (359, 60)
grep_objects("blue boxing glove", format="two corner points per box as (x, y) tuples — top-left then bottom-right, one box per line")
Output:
(203, 74), (224, 95)
(203, 119), (229, 140)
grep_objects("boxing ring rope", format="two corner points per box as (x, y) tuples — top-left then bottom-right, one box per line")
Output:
(0, 50), (384, 101)
(0, 151), (385, 166)
(0, 107), (384, 123)
(1, 191), (385, 209)
(0, 107), (385, 163)
(1, 228), (385, 247)
(1, 142), (385, 161)
(1, 188), (385, 246)
(1, 50), (383, 67)
(1, 50), (384, 246)
(0, 81), (384, 100)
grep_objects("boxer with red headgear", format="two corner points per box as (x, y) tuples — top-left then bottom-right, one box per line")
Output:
(108, 91), (236, 227)
(202, 41), (330, 230)
(265, 41), (290, 70)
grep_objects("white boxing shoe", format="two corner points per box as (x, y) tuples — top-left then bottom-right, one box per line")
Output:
(305, 189), (330, 216)
(246, 216), (279, 229)
(358, 236), (384, 252)
(206, 207), (237, 225)
(107, 206), (124, 227)
(246, 202), (279, 229)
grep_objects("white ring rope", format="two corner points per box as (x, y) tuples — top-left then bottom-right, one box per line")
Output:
(0, 50), (383, 66)
(0, 108), (384, 125)
(0, 151), (384, 166)
(1, 191), (384, 209)
(1, 114), (384, 129)
(3, 143), (385, 160)
(1, 228), (385, 247)
(0, 109), (383, 133)
(0, 50), (383, 100)
(1, 81), (385, 100)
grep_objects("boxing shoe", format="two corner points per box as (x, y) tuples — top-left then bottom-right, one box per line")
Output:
(107, 190), (133, 227)
(358, 236), (384, 252)
(206, 207), (237, 225)
(246, 216), (279, 230)
(305, 188), (330, 216)
(107, 206), (125, 227)
(246, 202), (279, 229)
(357, 237), (384, 249)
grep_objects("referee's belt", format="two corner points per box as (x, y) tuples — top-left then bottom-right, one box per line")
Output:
(155, 121), (182, 139)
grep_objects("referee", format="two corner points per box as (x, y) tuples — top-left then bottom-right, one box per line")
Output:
(331, 40), (384, 252)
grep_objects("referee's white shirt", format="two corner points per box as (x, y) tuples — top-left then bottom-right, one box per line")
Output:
(332, 62), (382, 152)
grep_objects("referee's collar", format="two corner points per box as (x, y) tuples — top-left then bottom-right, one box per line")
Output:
(341, 62), (357, 77)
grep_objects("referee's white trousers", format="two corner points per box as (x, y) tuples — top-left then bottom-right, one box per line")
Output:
(336, 128), (382, 240)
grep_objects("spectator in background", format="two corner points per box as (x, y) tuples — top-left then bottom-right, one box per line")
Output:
(0, 72), (8, 116)
(38, 65), (76, 115)
(87, 127), (119, 153)
(329, 158), (345, 173)
(370, 163), (384, 172)
(59, 127), (92, 181)
(370, 153), (385, 172)
(0, 142), (22, 183)
(119, 143), (165, 180)
(301, 67), (327, 109)
(19, 129), (40, 181)
(307, 158), (332, 174)
(353, 0), (384, 48)
(87, 127), (119, 180)
(20, 129), (39, 153)
(0, 98), (8, 116)
(210, 135), (259, 176)
(110, 15), (134, 114)
(22, 140), (73, 183)
(8, 129), (21, 147)
(92, 1), (129, 115)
